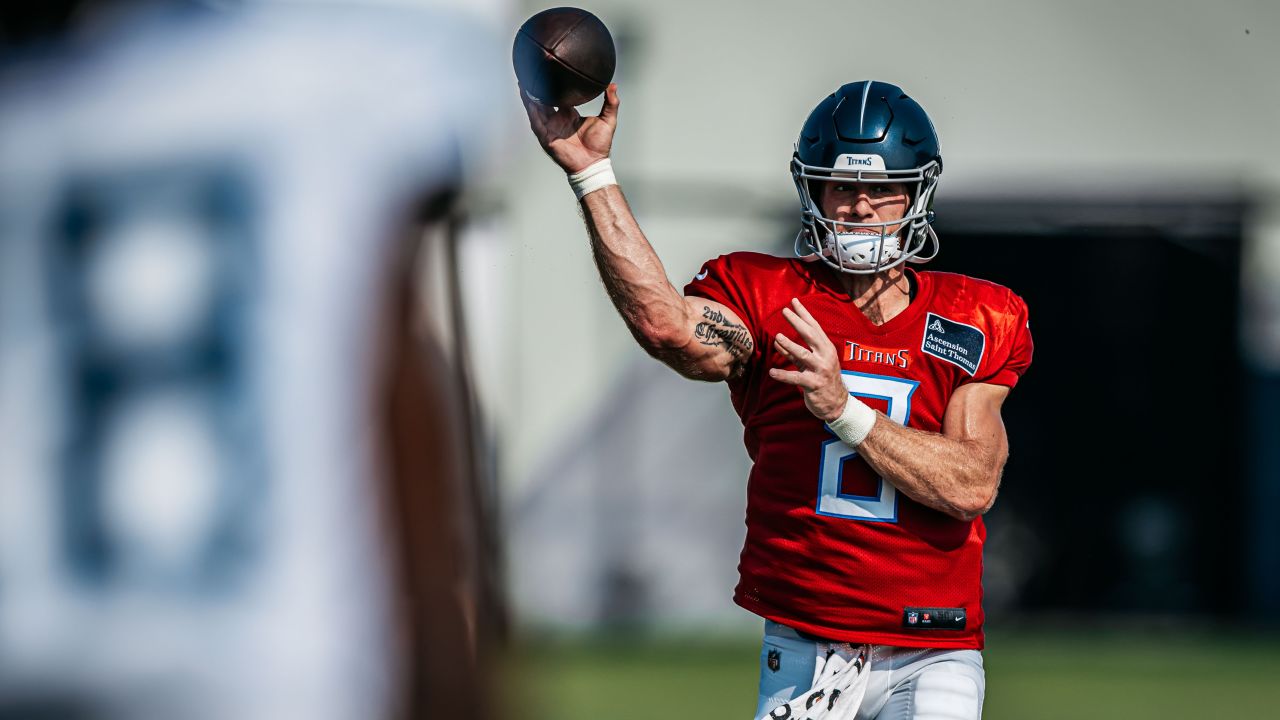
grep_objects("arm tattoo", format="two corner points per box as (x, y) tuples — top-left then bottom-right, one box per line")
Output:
(693, 306), (754, 360)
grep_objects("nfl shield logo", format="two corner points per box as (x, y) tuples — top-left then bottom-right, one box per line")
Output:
(907, 611), (919, 625)
(767, 649), (781, 672)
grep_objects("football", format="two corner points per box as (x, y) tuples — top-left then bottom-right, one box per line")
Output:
(512, 7), (616, 107)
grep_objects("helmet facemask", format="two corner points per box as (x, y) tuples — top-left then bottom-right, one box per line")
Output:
(791, 154), (941, 275)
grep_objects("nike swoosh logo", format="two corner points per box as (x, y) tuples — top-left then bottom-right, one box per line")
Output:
(694, 269), (708, 280)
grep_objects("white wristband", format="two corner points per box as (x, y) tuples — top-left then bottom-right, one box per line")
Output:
(567, 158), (617, 200)
(828, 396), (877, 447)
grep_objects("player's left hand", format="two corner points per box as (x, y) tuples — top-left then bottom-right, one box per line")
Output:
(769, 298), (848, 424)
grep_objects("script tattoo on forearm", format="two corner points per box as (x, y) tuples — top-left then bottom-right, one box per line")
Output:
(694, 306), (754, 360)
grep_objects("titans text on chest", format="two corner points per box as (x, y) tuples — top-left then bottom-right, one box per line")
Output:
(844, 341), (909, 369)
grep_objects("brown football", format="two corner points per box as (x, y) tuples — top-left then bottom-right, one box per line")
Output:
(513, 7), (615, 107)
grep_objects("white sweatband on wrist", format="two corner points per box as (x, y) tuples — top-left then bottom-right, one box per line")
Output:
(828, 396), (877, 447)
(567, 158), (617, 200)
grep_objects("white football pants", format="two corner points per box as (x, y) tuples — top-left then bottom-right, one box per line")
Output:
(755, 620), (985, 720)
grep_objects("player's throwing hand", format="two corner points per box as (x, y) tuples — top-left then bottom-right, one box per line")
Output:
(769, 298), (850, 424)
(520, 83), (619, 174)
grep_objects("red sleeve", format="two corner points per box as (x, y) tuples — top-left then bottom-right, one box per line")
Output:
(973, 291), (1033, 389)
(682, 254), (764, 371)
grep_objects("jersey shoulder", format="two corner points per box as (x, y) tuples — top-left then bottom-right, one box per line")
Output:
(921, 270), (1028, 325)
(685, 252), (816, 343)
(688, 252), (812, 303)
(700, 251), (803, 276)
(919, 270), (1031, 379)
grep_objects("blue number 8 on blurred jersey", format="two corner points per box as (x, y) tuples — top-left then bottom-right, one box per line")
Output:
(0, 3), (502, 719)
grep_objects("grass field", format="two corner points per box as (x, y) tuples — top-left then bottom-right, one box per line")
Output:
(506, 626), (1280, 719)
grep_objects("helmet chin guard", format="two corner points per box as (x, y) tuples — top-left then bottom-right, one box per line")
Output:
(790, 81), (943, 275)
(793, 223), (940, 275)
(829, 230), (902, 270)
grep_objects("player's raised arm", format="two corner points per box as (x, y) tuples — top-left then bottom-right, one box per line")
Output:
(520, 86), (753, 381)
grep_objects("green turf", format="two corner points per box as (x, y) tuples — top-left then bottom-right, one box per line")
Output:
(982, 629), (1280, 719)
(507, 634), (758, 720)
(506, 628), (1280, 719)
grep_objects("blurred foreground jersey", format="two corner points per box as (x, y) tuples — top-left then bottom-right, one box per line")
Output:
(686, 252), (1032, 649)
(0, 4), (499, 719)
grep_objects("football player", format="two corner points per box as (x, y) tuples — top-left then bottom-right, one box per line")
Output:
(522, 79), (1032, 720)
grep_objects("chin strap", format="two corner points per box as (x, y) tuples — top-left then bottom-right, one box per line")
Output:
(796, 221), (937, 274)
(827, 229), (903, 271)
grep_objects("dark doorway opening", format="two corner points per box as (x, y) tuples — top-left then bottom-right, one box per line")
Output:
(932, 197), (1246, 616)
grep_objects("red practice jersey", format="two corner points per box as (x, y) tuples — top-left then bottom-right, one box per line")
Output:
(685, 252), (1032, 649)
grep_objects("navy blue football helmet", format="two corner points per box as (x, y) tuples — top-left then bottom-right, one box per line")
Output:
(791, 81), (942, 274)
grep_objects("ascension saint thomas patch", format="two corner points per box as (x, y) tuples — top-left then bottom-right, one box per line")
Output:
(920, 313), (985, 376)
